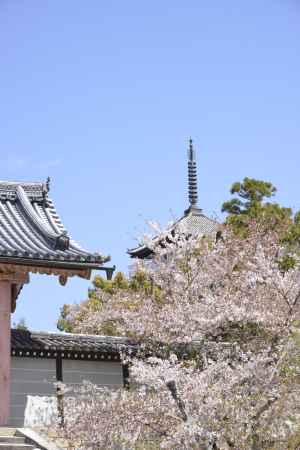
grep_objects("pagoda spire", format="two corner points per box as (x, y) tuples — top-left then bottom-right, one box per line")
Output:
(187, 138), (198, 208)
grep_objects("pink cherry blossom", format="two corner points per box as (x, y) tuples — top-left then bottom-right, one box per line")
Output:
(51, 222), (300, 450)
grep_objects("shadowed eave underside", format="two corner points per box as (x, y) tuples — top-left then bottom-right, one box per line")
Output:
(0, 181), (109, 273)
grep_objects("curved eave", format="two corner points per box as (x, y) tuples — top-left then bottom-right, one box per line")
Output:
(127, 246), (154, 259)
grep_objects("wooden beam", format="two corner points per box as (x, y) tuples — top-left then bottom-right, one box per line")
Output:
(0, 263), (91, 280)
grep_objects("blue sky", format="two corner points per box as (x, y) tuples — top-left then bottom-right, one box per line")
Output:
(1, 1), (299, 330)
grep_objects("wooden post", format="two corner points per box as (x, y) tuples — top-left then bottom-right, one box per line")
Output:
(56, 354), (64, 427)
(0, 280), (11, 425)
(0, 272), (29, 425)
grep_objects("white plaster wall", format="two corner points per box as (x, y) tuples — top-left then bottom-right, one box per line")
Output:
(63, 359), (123, 388)
(11, 356), (123, 426)
(11, 357), (56, 427)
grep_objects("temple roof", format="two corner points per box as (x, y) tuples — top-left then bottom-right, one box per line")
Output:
(128, 207), (219, 259)
(11, 329), (134, 359)
(0, 180), (108, 272)
(128, 140), (220, 259)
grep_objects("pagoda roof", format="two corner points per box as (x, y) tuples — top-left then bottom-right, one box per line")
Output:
(0, 180), (108, 274)
(128, 140), (220, 259)
(128, 206), (219, 259)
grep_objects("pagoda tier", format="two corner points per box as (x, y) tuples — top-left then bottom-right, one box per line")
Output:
(0, 180), (110, 279)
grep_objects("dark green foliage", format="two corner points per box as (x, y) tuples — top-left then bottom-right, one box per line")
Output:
(223, 178), (277, 212)
(222, 177), (293, 235)
(222, 177), (300, 248)
(282, 219), (300, 248)
(222, 177), (300, 278)
(57, 271), (153, 333)
(57, 304), (74, 332)
(278, 254), (297, 272)
(92, 271), (129, 293)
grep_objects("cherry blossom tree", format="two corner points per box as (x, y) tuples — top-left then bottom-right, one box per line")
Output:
(54, 222), (300, 450)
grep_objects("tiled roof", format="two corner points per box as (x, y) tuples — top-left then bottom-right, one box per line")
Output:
(11, 329), (132, 355)
(177, 207), (219, 235)
(0, 180), (107, 269)
(128, 207), (220, 259)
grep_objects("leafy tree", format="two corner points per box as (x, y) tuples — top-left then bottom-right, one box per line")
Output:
(282, 210), (300, 249)
(222, 177), (294, 235)
(56, 304), (74, 333)
(222, 177), (300, 271)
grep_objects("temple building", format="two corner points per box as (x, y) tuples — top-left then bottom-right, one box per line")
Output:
(0, 179), (114, 426)
(128, 139), (220, 259)
(10, 329), (131, 427)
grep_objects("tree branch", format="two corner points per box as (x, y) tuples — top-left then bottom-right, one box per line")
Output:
(166, 380), (188, 422)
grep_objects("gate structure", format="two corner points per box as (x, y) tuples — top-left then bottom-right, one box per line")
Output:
(0, 180), (113, 425)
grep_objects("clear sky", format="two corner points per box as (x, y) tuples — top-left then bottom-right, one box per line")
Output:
(1, 1), (299, 331)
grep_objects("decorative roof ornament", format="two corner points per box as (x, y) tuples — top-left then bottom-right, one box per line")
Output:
(188, 138), (198, 208)
(46, 176), (51, 192)
(55, 231), (70, 251)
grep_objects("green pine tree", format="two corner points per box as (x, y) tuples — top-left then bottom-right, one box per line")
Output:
(222, 177), (293, 234)
(222, 177), (300, 270)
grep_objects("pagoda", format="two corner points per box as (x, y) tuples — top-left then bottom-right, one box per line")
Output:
(128, 139), (219, 259)
(0, 179), (112, 425)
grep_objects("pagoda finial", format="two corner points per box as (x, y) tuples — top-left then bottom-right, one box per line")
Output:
(187, 138), (198, 208)
(46, 177), (51, 192)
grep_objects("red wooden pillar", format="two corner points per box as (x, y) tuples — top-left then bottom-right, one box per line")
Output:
(0, 272), (28, 425)
(0, 280), (12, 425)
